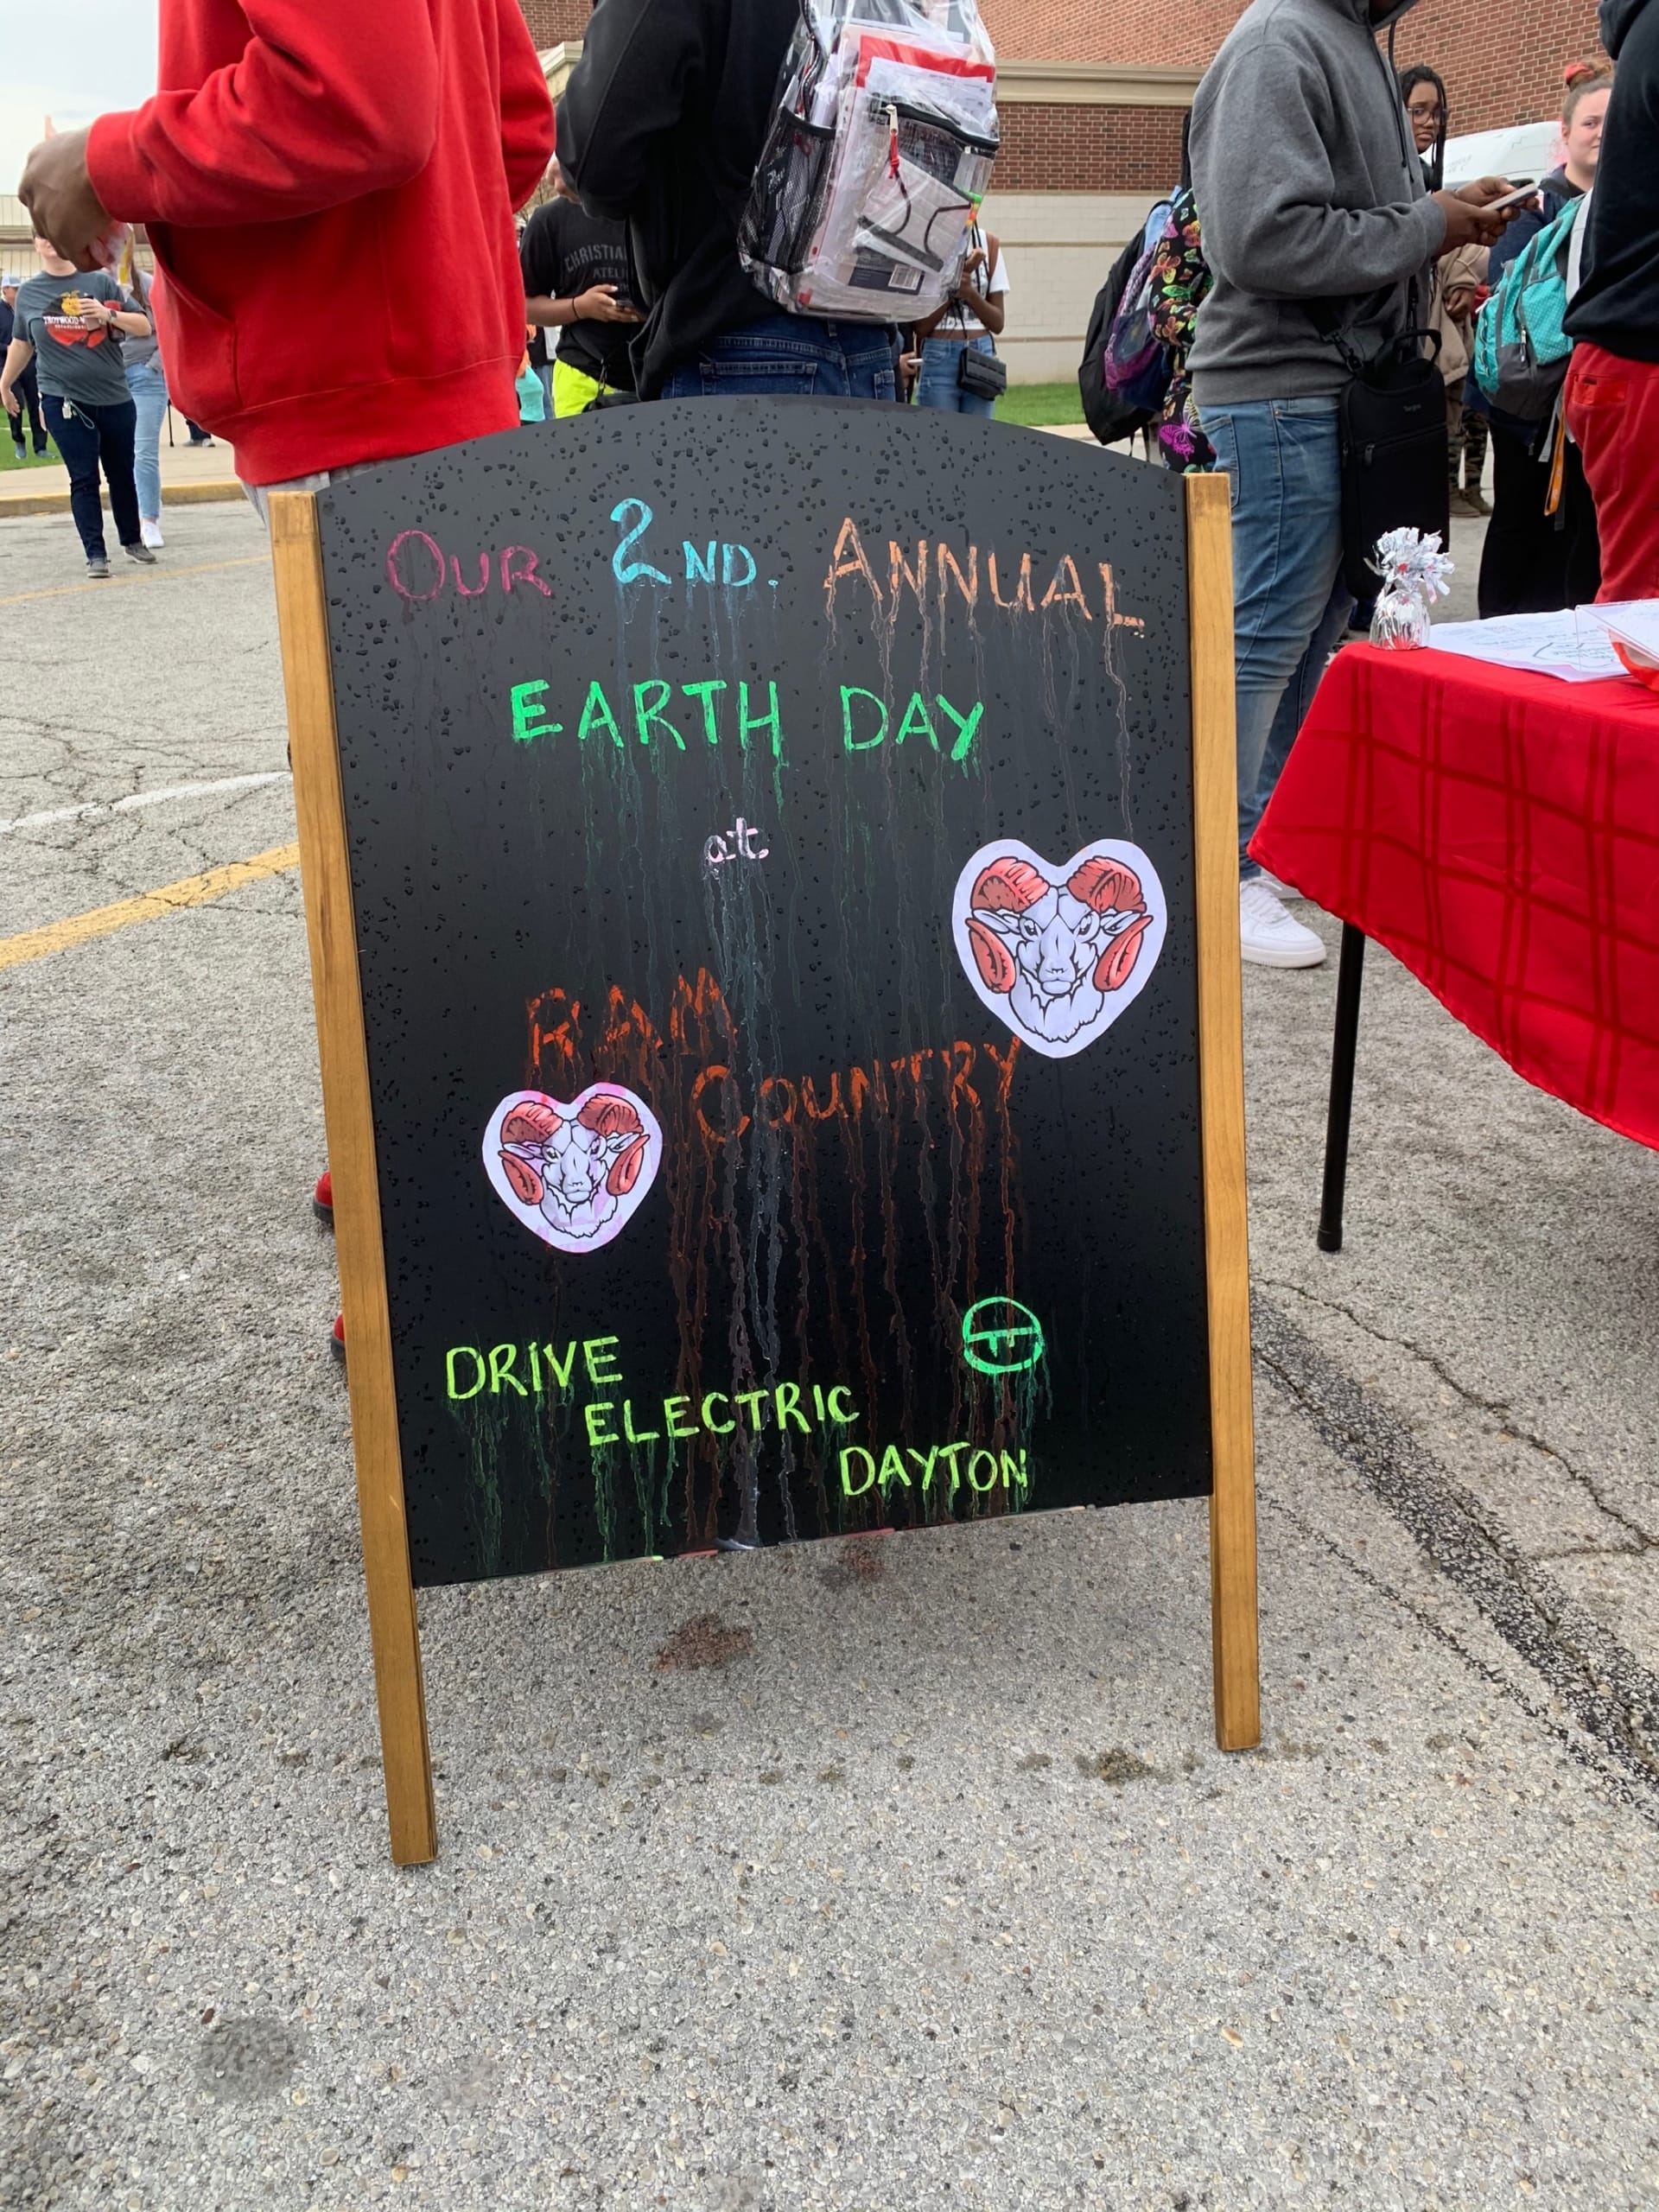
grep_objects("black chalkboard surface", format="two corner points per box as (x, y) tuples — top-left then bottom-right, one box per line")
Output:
(308, 403), (1209, 1586)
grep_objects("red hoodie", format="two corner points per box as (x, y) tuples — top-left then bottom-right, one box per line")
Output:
(86, 0), (555, 484)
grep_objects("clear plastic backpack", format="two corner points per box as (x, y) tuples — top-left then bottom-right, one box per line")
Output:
(738, 0), (999, 323)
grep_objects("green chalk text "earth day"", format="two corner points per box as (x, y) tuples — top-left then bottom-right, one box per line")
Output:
(507, 677), (984, 768)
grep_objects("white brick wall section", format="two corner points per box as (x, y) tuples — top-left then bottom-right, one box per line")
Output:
(977, 192), (1159, 385)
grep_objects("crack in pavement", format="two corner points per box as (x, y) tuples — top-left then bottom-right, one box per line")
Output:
(1255, 1486), (1659, 1822)
(0, 844), (300, 969)
(1259, 1275), (1657, 1554)
(1254, 1291), (1659, 1808)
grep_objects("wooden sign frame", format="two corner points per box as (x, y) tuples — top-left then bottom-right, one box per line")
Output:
(270, 470), (1256, 1869)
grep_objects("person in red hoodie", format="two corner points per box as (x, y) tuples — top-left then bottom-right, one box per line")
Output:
(20, 0), (554, 1362)
(18, 0), (555, 489)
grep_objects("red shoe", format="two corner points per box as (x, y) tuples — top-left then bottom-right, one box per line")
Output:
(330, 1313), (346, 1364)
(313, 1169), (334, 1227)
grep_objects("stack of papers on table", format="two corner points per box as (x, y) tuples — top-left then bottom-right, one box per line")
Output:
(1586, 600), (1659, 676)
(1426, 607), (1631, 683)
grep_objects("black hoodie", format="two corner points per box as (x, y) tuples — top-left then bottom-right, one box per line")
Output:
(1564, 0), (1659, 362)
(556, 0), (801, 397)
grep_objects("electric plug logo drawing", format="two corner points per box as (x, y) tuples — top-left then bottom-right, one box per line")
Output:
(962, 1297), (1046, 1376)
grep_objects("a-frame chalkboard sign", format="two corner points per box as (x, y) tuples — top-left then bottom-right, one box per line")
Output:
(270, 402), (1257, 1866)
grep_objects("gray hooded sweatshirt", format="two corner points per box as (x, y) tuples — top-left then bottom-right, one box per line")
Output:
(1188, 0), (1448, 404)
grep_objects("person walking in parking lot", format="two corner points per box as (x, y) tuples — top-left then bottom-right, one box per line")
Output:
(1, 238), (156, 577)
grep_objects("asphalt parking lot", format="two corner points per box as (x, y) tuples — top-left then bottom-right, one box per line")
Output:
(2, 493), (1656, 2211)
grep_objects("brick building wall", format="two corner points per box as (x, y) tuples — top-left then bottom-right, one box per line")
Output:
(518, 0), (1606, 381)
(519, 0), (587, 48)
(1393, 0), (1606, 135)
(524, 0), (1605, 189)
(995, 105), (1186, 194)
(978, 0), (1606, 135)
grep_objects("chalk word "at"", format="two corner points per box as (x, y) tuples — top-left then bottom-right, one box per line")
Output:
(704, 817), (769, 869)
(385, 530), (552, 602)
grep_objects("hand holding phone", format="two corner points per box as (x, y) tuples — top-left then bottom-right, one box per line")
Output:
(1434, 178), (1528, 251)
(1476, 181), (1541, 214)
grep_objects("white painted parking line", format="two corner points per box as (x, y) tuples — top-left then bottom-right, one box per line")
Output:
(0, 770), (292, 837)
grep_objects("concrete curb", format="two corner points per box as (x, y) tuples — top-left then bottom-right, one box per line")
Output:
(0, 476), (244, 520)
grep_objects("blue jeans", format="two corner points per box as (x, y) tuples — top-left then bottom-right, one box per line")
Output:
(915, 332), (997, 416)
(660, 312), (897, 401)
(1198, 397), (1352, 878)
(42, 394), (140, 559)
(125, 357), (168, 521)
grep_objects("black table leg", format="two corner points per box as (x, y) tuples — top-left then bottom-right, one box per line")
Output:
(1317, 923), (1367, 1254)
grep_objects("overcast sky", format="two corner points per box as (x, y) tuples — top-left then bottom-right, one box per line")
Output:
(0, 0), (158, 188)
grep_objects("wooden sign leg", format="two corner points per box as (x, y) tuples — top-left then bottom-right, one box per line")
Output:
(269, 491), (439, 1866)
(1185, 473), (1262, 1752)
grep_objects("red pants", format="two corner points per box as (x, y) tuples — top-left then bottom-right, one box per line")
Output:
(1565, 342), (1659, 601)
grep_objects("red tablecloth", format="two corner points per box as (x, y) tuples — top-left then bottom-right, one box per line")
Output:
(1252, 643), (1659, 1152)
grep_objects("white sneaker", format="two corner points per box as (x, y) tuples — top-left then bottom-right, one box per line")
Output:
(1240, 880), (1325, 969)
(140, 517), (164, 549)
(1253, 868), (1300, 900)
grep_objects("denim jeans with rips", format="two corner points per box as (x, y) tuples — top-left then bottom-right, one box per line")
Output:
(659, 312), (897, 402)
(1198, 396), (1352, 879)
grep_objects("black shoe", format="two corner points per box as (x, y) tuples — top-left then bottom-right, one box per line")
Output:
(123, 542), (158, 566)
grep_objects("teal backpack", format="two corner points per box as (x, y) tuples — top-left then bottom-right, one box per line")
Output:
(1472, 199), (1580, 421)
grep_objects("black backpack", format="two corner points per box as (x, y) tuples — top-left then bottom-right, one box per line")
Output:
(1078, 229), (1156, 446)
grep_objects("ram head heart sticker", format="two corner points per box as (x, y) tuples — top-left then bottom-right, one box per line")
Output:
(483, 1084), (663, 1255)
(952, 837), (1167, 1059)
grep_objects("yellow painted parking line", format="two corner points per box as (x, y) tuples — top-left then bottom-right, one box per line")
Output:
(0, 552), (270, 607)
(0, 842), (300, 971)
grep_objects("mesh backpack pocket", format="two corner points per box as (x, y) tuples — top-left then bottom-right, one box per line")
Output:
(739, 0), (1000, 323)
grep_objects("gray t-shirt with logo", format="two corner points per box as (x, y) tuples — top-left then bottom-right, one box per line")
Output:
(11, 270), (137, 406)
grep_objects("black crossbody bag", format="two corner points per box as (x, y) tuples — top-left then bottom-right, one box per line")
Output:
(1315, 294), (1450, 597)
(957, 344), (1007, 399)
(953, 226), (1008, 399)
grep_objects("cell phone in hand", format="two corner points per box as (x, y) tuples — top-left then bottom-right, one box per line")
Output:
(1479, 181), (1540, 213)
